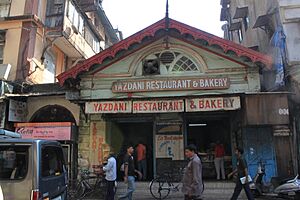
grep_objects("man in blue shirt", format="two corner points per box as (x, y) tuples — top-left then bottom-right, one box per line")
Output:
(103, 152), (117, 200)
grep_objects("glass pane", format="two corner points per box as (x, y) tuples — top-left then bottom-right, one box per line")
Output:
(41, 146), (64, 177)
(0, 145), (29, 180)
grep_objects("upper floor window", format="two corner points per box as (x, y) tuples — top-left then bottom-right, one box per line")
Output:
(233, 7), (249, 31)
(85, 26), (100, 53)
(137, 50), (204, 76)
(45, 0), (64, 27)
(67, 1), (84, 35)
(0, 0), (11, 18)
(0, 31), (5, 64)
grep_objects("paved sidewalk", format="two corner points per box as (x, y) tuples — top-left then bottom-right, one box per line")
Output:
(89, 181), (285, 200)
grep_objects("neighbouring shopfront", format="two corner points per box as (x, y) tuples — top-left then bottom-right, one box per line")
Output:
(14, 122), (78, 180)
(58, 18), (293, 181)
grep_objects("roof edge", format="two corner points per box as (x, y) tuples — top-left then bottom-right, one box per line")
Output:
(57, 18), (272, 86)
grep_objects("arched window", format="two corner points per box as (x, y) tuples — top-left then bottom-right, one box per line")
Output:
(171, 55), (198, 72)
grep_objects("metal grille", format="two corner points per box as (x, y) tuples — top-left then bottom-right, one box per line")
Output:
(159, 51), (175, 64)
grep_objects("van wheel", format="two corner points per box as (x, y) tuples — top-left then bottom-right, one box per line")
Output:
(295, 192), (300, 200)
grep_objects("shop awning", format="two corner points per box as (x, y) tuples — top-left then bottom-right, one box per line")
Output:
(228, 22), (242, 31)
(233, 7), (248, 19)
(253, 14), (273, 28)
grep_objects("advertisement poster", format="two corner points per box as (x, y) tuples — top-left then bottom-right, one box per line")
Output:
(15, 122), (72, 140)
(8, 99), (27, 122)
(156, 135), (184, 160)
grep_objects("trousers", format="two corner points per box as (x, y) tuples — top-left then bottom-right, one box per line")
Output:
(118, 176), (135, 200)
(137, 159), (147, 180)
(105, 180), (115, 200)
(230, 179), (254, 200)
(214, 157), (225, 180)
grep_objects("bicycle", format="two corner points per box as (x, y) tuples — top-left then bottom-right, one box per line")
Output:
(67, 169), (106, 199)
(149, 170), (183, 199)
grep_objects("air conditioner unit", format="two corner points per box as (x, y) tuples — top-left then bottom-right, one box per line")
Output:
(63, 26), (72, 38)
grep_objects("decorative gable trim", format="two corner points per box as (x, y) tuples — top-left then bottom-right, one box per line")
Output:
(58, 18), (272, 86)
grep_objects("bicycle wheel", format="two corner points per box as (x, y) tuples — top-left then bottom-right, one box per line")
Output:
(75, 181), (87, 199)
(93, 177), (106, 198)
(150, 178), (171, 199)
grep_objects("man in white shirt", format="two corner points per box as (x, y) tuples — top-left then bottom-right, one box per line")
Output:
(103, 152), (117, 200)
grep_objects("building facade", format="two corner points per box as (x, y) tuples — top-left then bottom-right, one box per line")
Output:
(0, 0), (119, 180)
(220, 0), (300, 176)
(58, 17), (289, 181)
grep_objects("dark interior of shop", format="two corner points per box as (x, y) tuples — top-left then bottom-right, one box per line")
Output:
(187, 118), (232, 179)
(113, 122), (154, 180)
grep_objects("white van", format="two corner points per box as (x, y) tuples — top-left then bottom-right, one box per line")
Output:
(0, 130), (68, 200)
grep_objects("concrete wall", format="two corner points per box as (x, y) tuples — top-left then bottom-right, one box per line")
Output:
(10, 0), (26, 16)
(26, 95), (80, 125)
(0, 22), (22, 81)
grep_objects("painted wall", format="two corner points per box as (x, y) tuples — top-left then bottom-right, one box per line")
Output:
(10, 0), (26, 16)
(79, 38), (260, 100)
(0, 22), (22, 81)
(26, 95), (80, 125)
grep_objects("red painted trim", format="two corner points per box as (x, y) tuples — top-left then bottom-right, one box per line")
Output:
(174, 36), (249, 68)
(57, 18), (272, 86)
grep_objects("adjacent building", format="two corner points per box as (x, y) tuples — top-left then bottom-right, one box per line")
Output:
(221, 0), (300, 177)
(0, 0), (119, 180)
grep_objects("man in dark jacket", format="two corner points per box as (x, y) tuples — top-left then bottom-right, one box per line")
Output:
(182, 144), (203, 200)
(228, 147), (254, 200)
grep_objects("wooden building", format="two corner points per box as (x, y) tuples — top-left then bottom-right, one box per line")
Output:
(58, 17), (291, 181)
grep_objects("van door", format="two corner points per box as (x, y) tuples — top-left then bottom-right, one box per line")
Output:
(39, 145), (67, 199)
(0, 144), (32, 200)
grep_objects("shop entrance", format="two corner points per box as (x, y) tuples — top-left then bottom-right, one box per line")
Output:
(109, 121), (154, 181)
(186, 115), (232, 179)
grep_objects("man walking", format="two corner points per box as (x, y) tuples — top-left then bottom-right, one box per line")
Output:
(136, 142), (147, 180)
(228, 147), (254, 200)
(103, 152), (117, 200)
(119, 144), (141, 200)
(182, 144), (203, 200)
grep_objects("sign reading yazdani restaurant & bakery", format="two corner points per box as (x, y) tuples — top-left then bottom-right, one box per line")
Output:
(112, 77), (230, 93)
(85, 97), (241, 114)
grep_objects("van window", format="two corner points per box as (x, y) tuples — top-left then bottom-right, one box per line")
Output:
(0, 145), (29, 180)
(41, 146), (64, 177)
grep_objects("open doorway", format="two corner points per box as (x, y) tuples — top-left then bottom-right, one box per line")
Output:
(109, 121), (154, 181)
(187, 117), (232, 179)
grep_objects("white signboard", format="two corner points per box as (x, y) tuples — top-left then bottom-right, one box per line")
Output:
(133, 100), (184, 113)
(186, 97), (241, 112)
(112, 77), (230, 93)
(156, 135), (184, 160)
(85, 101), (132, 114)
(8, 99), (27, 122)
